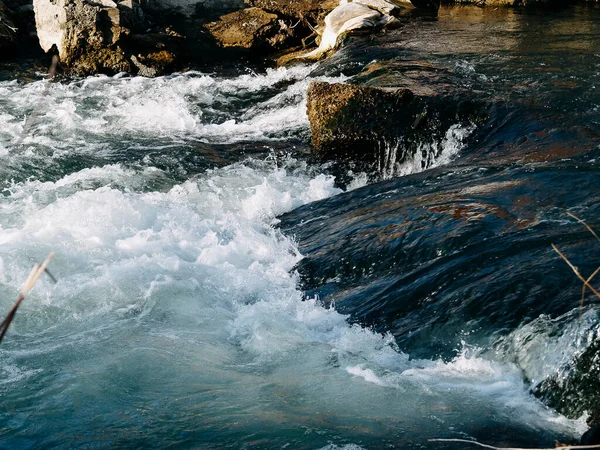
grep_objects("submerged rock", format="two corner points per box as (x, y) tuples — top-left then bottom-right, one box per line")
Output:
(534, 337), (600, 427)
(443, 0), (559, 5)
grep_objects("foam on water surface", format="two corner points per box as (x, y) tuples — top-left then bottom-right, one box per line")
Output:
(0, 68), (590, 448)
(0, 156), (585, 448)
(0, 66), (348, 147)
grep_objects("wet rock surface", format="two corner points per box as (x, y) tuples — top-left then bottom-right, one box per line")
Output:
(307, 81), (417, 160)
(535, 337), (600, 427)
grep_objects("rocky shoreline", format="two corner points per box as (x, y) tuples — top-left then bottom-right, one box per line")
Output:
(1, 0), (598, 78)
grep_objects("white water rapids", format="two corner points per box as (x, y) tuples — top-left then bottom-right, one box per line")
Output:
(0, 65), (588, 448)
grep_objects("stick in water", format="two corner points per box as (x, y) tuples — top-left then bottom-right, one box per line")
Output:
(429, 438), (600, 450)
(563, 213), (600, 317)
(0, 252), (56, 344)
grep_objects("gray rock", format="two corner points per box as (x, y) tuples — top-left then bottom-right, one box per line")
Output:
(34, 0), (133, 74)
(32, 0), (184, 76)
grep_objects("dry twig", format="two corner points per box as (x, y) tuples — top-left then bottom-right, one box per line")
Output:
(0, 252), (56, 344)
(564, 213), (600, 316)
(429, 438), (600, 450)
(552, 213), (600, 317)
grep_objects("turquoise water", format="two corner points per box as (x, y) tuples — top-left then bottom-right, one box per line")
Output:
(1, 5), (599, 449)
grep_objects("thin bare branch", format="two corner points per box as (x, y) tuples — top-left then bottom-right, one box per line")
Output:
(0, 253), (56, 345)
(552, 244), (600, 299)
(0, 294), (25, 344)
(429, 438), (600, 450)
(567, 212), (600, 246)
(580, 264), (600, 318)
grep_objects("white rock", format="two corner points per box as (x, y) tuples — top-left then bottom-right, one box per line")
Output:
(351, 0), (402, 15)
(300, 0), (399, 60)
(33, 0), (68, 55)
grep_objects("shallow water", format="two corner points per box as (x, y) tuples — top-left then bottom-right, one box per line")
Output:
(0, 5), (599, 449)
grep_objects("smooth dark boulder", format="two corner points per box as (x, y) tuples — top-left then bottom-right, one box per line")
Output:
(581, 424), (600, 445)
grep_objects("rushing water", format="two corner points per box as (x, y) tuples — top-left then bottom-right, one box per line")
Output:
(1, 5), (599, 449)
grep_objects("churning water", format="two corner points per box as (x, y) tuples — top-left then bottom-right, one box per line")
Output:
(1, 5), (600, 449)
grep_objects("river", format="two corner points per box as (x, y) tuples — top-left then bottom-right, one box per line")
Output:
(0, 4), (599, 449)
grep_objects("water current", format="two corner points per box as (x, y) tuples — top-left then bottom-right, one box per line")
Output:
(1, 4), (599, 449)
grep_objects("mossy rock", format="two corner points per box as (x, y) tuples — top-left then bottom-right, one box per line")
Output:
(307, 81), (421, 160)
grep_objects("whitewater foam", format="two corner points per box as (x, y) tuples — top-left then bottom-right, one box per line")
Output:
(0, 66), (347, 151)
(0, 69), (588, 448)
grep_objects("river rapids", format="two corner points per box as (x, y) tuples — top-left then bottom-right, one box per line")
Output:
(1, 5), (599, 449)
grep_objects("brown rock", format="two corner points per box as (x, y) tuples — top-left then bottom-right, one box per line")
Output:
(244, 0), (339, 23)
(131, 49), (176, 77)
(307, 81), (419, 160)
(204, 7), (292, 51)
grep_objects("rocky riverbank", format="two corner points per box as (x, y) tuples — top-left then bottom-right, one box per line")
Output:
(2, 0), (599, 77)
